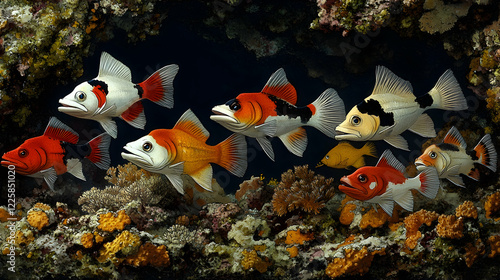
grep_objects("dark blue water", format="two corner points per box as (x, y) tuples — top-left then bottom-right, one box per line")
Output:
(45, 4), (473, 193)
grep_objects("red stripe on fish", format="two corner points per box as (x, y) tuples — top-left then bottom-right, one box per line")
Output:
(121, 101), (144, 122)
(92, 85), (107, 108)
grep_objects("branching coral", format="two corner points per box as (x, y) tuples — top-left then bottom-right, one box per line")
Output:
(325, 247), (385, 279)
(272, 165), (334, 216)
(436, 215), (464, 239)
(404, 209), (439, 249)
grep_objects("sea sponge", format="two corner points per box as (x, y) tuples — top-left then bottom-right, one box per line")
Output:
(436, 215), (464, 239)
(488, 235), (500, 258)
(235, 176), (263, 201)
(284, 229), (314, 245)
(97, 210), (131, 232)
(339, 203), (357, 226)
(241, 249), (272, 273)
(455, 201), (478, 219)
(286, 246), (299, 258)
(325, 247), (385, 279)
(404, 209), (439, 249)
(272, 165), (334, 216)
(125, 242), (170, 267)
(97, 230), (141, 265)
(27, 211), (49, 231)
(81, 232), (94, 249)
(464, 239), (485, 268)
(359, 208), (390, 229)
(485, 191), (500, 220)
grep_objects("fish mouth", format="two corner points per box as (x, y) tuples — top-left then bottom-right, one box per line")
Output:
(1, 156), (29, 173)
(414, 160), (428, 171)
(121, 146), (153, 167)
(210, 105), (239, 124)
(58, 99), (88, 114)
(339, 176), (368, 196)
(339, 177), (355, 189)
(334, 126), (362, 140)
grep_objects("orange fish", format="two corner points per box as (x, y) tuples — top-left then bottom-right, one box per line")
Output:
(210, 68), (345, 160)
(121, 109), (248, 194)
(1, 117), (111, 189)
(339, 150), (440, 215)
(415, 126), (497, 187)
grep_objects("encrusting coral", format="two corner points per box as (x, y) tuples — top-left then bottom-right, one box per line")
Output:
(325, 247), (385, 279)
(97, 210), (131, 232)
(436, 215), (464, 239)
(485, 191), (500, 220)
(404, 209), (439, 249)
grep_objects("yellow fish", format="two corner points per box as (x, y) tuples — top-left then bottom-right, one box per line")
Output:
(317, 142), (377, 169)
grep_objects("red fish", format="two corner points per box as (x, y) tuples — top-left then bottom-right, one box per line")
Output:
(1, 117), (111, 189)
(339, 149), (440, 215)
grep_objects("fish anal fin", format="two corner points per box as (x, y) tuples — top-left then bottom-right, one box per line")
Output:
(351, 157), (366, 169)
(66, 159), (86, 181)
(467, 167), (480, 181)
(408, 114), (437, 138)
(376, 149), (406, 174)
(190, 164), (214, 192)
(98, 118), (118, 139)
(278, 127), (308, 157)
(256, 137), (275, 161)
(443, 126), (466, 149)
(261, 68), (297, 105)
(98, 52), (132, 81)
(121, 101), (146, 129)
(173, 109), (209, 141)
(44, 117), (79, 144)
(447, 175), (465, 188)
(384, 134), (410, 151)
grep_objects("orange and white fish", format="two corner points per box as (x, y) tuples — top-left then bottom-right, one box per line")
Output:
(317, 142), (377, 169)
(210, 68), (345, 160)
(121, 109), (247, 194)
(58, 52), (179, 138)
(339, 149), (440, 215)
(1, 117), (110, 189)
(335, 66), (467, 151)
(415, 126), (497, 187)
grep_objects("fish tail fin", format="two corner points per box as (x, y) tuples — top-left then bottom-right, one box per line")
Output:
(417, 167), (440, 199)
(85, 133), (111, 170)
(215, 133), (247, 177)
(361, 142), (377, 158)
(474, 134), (497, 172)
(308, 88), (345, 138)
(426, 69), (467, 111)
(139, 64), (179, 108)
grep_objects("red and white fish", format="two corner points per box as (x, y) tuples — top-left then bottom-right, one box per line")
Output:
(121, 109), (247, 194)
(415, 126), (497, 187)
(335, 66), (467, 151)
(1, 117), (111, 190)
(58, 52), (179, 138)
(210, 68), (345, 161)
(339, 149), (440, 215)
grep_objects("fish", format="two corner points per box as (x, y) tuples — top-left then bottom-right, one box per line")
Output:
(58, 52), (179, 138)
(415, 126), (497, 187)
(121, 109), (248, 194)
(317, 141), (377, 169)
(210, 68), (345, 161)
(339, 149), (440, 215)
(1, 117), (111, 190)
(335, 66), (468, 151)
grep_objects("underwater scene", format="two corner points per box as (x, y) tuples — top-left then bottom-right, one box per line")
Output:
(2, 0), (500, 279)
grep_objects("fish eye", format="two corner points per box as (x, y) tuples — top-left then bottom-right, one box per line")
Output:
(351, 116), (362, 126)
(75, 91), (87, 102)
(325, 155), (329, 159)
(18, 149), (28, 158)
(429, 151), (437, 159)
(358, 174), (367, 183)
(225, 99), (241, 111)
(142, 141), (153, 152)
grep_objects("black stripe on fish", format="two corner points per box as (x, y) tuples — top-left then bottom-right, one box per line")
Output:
(356, 99), (395, 127)
(466, 149), (479, 161)
(61, 142), (92, 164)
(267, 94), (312, 123)
(437, 143), (460, 152)
(415, 94), (434, 109)
(88, 80), (109, 95)
(134, 84), (144, 98)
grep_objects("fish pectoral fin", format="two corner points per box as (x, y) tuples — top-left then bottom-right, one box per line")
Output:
(447, 175), (465, 188)
(351, 157), (365, 169)
(98, 118), (118, 139)
(377, 190), (395, 216)
(98, 104), (117, 116)
(66, 159), (86, 181)
(121, 101), (146, 129)
(384, 134), (410, 151)
(278, 127), (308, 157)
(408, 114), (437, 138)
(256, 137), (275, 161)
(40, 168), (57, 190)
(97, 52), (132, 81)
(162, 162), (185, 194)
(255, 119), (278, 137)
(190, 165), (214, 192)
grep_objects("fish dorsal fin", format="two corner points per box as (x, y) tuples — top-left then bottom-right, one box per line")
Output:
(44, 117), (79, 144)
(371, 66), (414, 97)
(97, 52), (132, 82)
(442, 126), (466, 149)
(261, 68), (297, 105)
(376, 149), (406, 174)
(173, 109), (210, 141)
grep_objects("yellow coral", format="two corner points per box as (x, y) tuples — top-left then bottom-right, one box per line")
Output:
(325, 247), (385, 279)
(81, 233), (94, 249)
(94, 232), (104, 244)
(125, 242), (170, 267)
(359, 208), (389, 229)
(455, 201), (478, 219)
(404, 209), (439, 249)
(32, 203), (52, 211)
(241, 249), (272, 273)
(286, 246), (299, 258)
(98, 210), (131, 232)
(485, 192), (500, 220)
(436, 215), (463, 239)
(285, 229), (314, 245)
(97, 230), (141, 265)
(27, 211), (49, 231)
(14, 230), (34, 247)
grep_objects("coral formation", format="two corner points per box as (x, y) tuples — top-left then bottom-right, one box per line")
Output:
(125, 243), (170, 267)
(436, 215), (464, 239)
(325, 247), (385, 279)
(485, 191), (500, 220)
(404, 209), (439, 249)
(97, 210), (131, 232)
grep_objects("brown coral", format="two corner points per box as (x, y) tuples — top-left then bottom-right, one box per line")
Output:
(404, 209), (439, 249)
(241, 249), (272, 273)
(339, 203), (357, 226)
(235, 176), (263, 201)
(464, 239), (485, 268)
(455, 201), (478, 219)
(97, 210), (131, 232)
(105, 162), (153, 186)
(125, 242), (170, 267)
(325, 247), (385, 279)
(272, 165), (334, 216)
(485, 191), (500, 220)
(488, 235), (500, 258)
(436, 215), (464, 239)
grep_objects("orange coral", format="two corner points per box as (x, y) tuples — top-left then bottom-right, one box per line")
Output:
(105, 162), (152, 187)
(488, 235), (500, 258)
(241, 249), (272, 273)
(27, 211), (49, 231)
(325, 247), (385, 279)
(125, 242), (170, 267)
(436, 215), (464, 239)
(404, 209), (439, 249)
(175, 215), (190, 226)
(98, 210), (131, 232)
(94, 232), (104, 244)
(339, 203), (357, 226)
(14, 230), (34, 247)
(97, 230), (141, 265)
(359, 208), (390, 229)
(81, 233), (94, 249)
(464, 239), (485, 268)
(485, 192), (500, 220)
(285, 229), (314, 245)
(455, 201), (478, 219)
(272, 165), (334, 216)
(286, 246), (299, 258)
(235, 176), (263, 201)
(33, 203), (52, 211)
